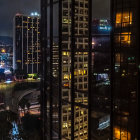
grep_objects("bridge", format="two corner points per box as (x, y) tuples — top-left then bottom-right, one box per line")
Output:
(0, 81), (40, 113)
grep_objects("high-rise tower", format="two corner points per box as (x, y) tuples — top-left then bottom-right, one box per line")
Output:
(112, 0), (140, 139)
(40, 0), (92, 139)
(13, 13), (41, 74)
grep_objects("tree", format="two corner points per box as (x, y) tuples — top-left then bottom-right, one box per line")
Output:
(0, 111), (18, 140)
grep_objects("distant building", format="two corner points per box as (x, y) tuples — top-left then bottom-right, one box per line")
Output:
(0, 45), (13, 69)
(13, 13), (41, 74)
(92, 19), (111, 34)
(52, 43), (59, 78)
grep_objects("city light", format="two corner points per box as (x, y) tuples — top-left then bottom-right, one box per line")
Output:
(30, 12), (40, 16)
(99, 26), (111, 31)
(1, 48), (6, 53)
(5, 80), (12, 84)
(92, 41), (95, 45)
(4, 69), (11, 74)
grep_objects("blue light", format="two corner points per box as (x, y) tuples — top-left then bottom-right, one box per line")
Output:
(12, 122), (21, 140)
(99, 26), (111, 31)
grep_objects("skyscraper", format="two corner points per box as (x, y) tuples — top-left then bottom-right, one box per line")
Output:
(61, 1), (89, 139)
(112, 0), (140, 139)
(13, 13), (41, 74)
(40, 0), (92, 139)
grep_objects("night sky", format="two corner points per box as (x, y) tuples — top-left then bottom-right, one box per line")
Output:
(0, 0), (110, 37)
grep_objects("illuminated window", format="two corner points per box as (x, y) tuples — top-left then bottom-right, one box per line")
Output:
(116, 12), (132, 27)
(62, 51), (70, 56)
(116, 13), (122, 24)
(64, 74), (70, 80)
(62, 18), (71, 24)
(120, 32), (131, 45)
(114, 127), (131, 140)
(63, 122), (68, 128)
(115, 32), (131, 45)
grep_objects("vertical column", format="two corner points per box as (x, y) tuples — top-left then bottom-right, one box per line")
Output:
(32, 18), (34, 74)
(40, 0), (48, 139)
(137, 1), (140, 139)
(22, 16), (23, 70)
(88, 0), (92, 140)
(110, 0), (114, 139)
(27, 18), (29, 74)
(59, 0), (62, 139)
(50, 0), (53, 139)
(37, 18), (39, 73)
(71, 0), (75, 139)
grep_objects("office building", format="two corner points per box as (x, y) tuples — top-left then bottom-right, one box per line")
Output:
(112, 0), (139, 139)
(40, 0), (92, 139)
(13, 13), (41, 74)
(61, 1), (89, 139)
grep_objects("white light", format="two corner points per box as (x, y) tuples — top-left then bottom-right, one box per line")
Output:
(31, 12), (40, 16)
(31, 13), (34, 16)
(4, 69), (11, 74)
(5, 80), (12, 84)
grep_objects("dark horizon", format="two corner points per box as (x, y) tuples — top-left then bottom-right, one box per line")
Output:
(0, 0), (110, 37)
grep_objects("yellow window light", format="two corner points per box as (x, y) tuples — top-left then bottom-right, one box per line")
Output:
(116, 12), (132, 26)
(114, 127), (131, 140)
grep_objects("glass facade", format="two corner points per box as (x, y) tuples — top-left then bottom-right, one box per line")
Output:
(40, 0), (91, 139)
(112, 0), (139, 139)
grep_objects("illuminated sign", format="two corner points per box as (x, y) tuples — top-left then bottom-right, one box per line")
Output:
(99, 26), (111, 31)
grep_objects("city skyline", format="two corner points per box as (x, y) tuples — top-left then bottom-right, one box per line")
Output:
(1, 0), (139, 140)
(0, 0), (110, 36)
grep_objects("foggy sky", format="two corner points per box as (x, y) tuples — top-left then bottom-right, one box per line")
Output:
(0, 0), (110, 37)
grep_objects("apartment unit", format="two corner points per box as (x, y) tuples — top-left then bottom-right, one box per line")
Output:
(13, 13), (41, 74)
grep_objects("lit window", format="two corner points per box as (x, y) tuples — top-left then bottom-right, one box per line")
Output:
(62, 51), (70, 56)
(63, 122), (68, 128)
(120, 32), (131, 45)
(64, 74), (69, 80)
(114, 127), (131, 140)
(116, 12), (132, 27)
